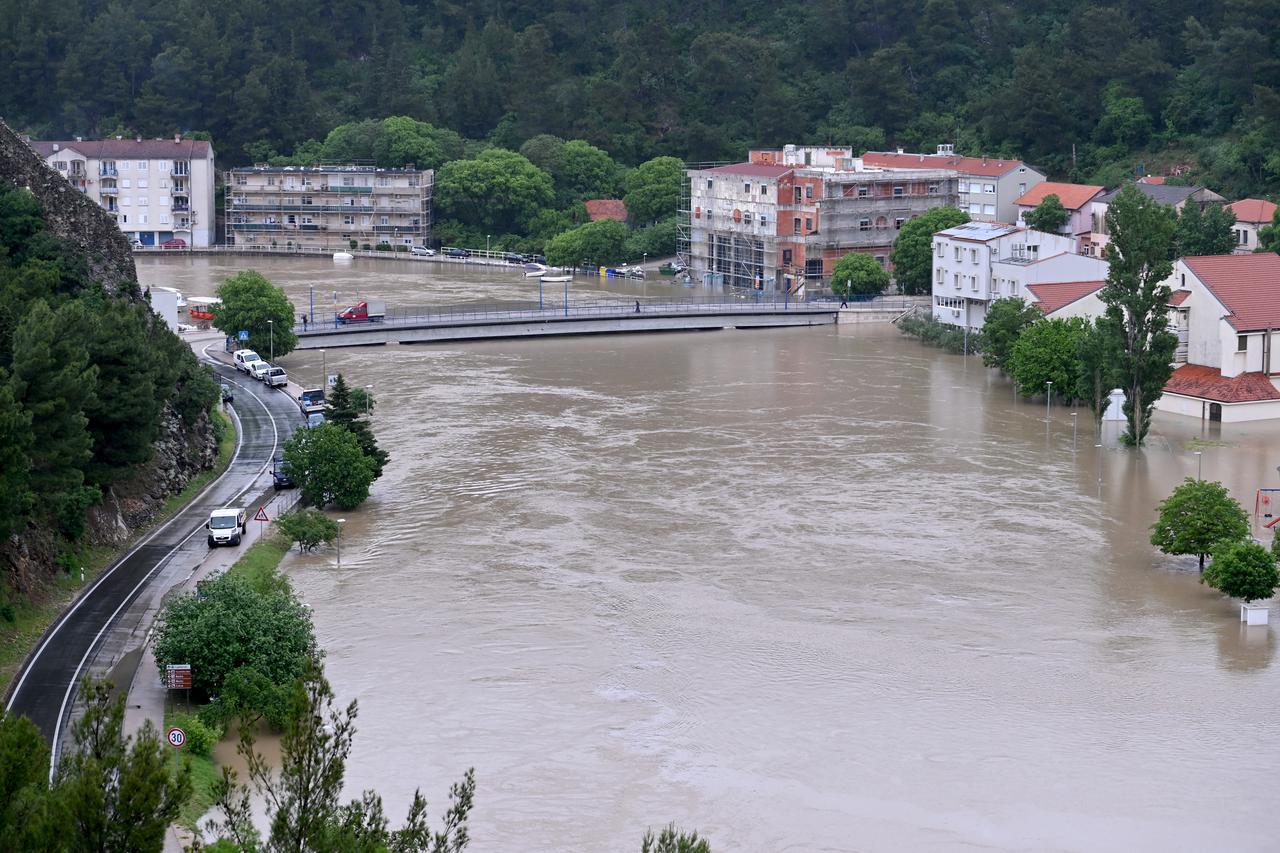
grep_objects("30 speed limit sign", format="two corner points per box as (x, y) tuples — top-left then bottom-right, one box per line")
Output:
(166, 727), (187, 749)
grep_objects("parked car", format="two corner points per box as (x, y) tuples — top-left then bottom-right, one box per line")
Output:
(303, 411), (326, 429)
(161, 238), (187, 249)
(271, 458), (294, 490)
(265, 366), (288, 387)
(247, 360), (272, 381)
(410, 245), (436, 256)
(504, 252), (526, 264)
(206, 506), (247, 547)
(232, 350), (261, 373)
(130, 239), (144, 250)
(527, 254), (546, 265)
(444, 247), (470, 259)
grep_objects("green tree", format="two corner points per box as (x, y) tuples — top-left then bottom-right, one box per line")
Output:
(283, 423), (376, 510)
(518, 134), (567, 177)
(0, 709), (58, 851)
(434, 149), (555, 236)
(1097, 184), (1178, 446)
(276, 509), (340, 553)
(1174, 202), (1237, 257)
(890, 207), (970, 295)
(830, 252), (889, 298)
(623, 157), (684, 226)
(0, 377), (34, 541)
(642, 824), (711, 853)
(209, 664), (476, 853)
(326, 374), (388, 479)
(1203, 539), (1280, 603)
(557, 140), (621, 204)
(214, 270), (298, 360)
(1023, 194), (1070, 234)
(622, 217), (678, 262)
(545, 219), (629, 267)
(54, 677), (191, 853)
(979, 298), (1041, 372)
(154, 571), (315, 697)
(1150, 478), (1250, 571)
(1077, 319), (1116, 427)
(1256, 207), (1280, 254)
(1007, 317), (1089, 402)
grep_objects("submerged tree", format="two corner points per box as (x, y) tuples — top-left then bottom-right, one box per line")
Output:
(642, 824), (712, 853)
(1204, 540), (1280, 602)
(1150, 478), (1250, 572)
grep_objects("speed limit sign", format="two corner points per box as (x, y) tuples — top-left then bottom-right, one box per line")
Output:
(166, 727), (187, 749)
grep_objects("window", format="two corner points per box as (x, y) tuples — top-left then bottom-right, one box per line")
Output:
(857, 185), (868, 198)
(983, 183), (995, 194)
(958, 180), (969, 193)
(969, 203), (982, 214)
(983, 204), (996, 215)
(159, 179), (169, 189)
(378, 177), (390, 187)
(286, 214), (296, 224)
(805, 217), (813, 232)
(971, 275), (978, 292)
(782, 249), (793, 266)
(805, 185), (813, 200)
(301, 216), (313, 224)
(235, 174), (247, 185)
(895, 217), (906, 230)
(706, 179), (713, 189)
(874, 255), (886, 267)
(928, 184), (939, 194)
(760, 185), (768, 196)
(744, 182), (751, 193)
(1237, 229), (1249, 245)
(302, 196), (313, 205)
(892, 186), (904, 197)
(159, 161), (170, 172)
(859, 218), (871, 231)
(793, 217), (802, 234)
(954, 247), (961, 261)
(936, 269), (944, 283)
(343, 176), (354, 186)
(794, 187), (802, 203)
(805, 258), (824, 278)
(1018, 183), (1027, 195)
(139, 213), (147, 224)
(120, 214), (127, 223)
(158, 197), (168, 207)
(121, 179), (131, 189)
(138, 179), (148, 188)
(120, 162), (130, 171)
(953, 273), (960, 289)
(1238, 334), (1249, 352)
(138, 197), (148, 206)
(159, 214), (170, 224)
(343, 215), (354, 225)
(54, 161), (67, 171)
(971, 248), (978, 264)
(137, 161), (147, 170)
(759, 214), (768, 225)
(380, 216), (389, 225)
(936, 242), (943, 257)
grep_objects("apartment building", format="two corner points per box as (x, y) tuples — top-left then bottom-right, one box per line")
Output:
(861, 145), (1045, 224)
(684, 145), (958, 293)
(930, 222), (1106, 329)
(1088, 183), (1226, 256)
(225, 164), (432, 250)
(29, 135), (216, 247)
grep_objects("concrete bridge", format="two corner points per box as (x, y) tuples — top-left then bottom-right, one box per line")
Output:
(293, 298), (841, 349)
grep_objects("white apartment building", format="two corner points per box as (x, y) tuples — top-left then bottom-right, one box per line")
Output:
(931, 223), (1106, 329)
(226, 164), (432, 250)
(30, 136), (216, 247)
(862, 145), (1046, 224)
(1225, 198), (1277, 254)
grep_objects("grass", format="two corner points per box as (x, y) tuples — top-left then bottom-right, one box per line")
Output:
(165, 706), (222, 832)
(227, 535), (292, 594)
(0, 408), (236, 698)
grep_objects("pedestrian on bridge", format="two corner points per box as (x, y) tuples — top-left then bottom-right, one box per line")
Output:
(635, 300), (640, 313)
(302, 313), (308, 330)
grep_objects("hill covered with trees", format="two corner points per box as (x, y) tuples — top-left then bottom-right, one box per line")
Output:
(2, 0), (1277, 199)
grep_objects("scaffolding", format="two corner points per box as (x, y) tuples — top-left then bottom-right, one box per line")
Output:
(682, 161), (790, 292)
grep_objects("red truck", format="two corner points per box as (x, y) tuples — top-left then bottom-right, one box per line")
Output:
(335, 299), (386, 325)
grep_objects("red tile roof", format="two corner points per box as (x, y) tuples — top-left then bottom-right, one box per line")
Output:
(584, 199), (628, 222)
(1014, 182), (1104, 211)
(1026, 281), (1104, 314)
(1184, 254), (1280, 331)
(701, 162), (792, 178)
(1226, 198), (1277, 225)
(1163, 365), (1280, 403)
(1138, 175), (1166, 185)
(861, 151), (1030, 178)
(1168, 289), (1192, 306)
(30, 137), (213, 160)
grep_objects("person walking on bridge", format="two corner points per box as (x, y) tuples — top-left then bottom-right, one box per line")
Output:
(635, 300), (640, 313)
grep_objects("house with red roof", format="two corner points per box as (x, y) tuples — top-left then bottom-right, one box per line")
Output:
(861, 144), (1046, 224)
(1155, 254), (1280, 422)
(1014, 182), (1105, 252)
(584, 199), (628, 222)
(1225, 198), (1278, 253)
(1025, 281), (1105, 320)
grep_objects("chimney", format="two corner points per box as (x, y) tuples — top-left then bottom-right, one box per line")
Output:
(174, 133), (181, 143)
(116, 135), (122, 140)
(136, 135), (142, 142)
(52, 143), (59, 151)
(75, 135), (82, 142)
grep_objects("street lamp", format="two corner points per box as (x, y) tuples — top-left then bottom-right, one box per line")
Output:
(1071, 411), (1078, 450)
(321, 349), (327, 389)
(486, 234), (491, 256)
(1046, 380), (1053, 419)
(336, 518), (346, 568)
(268, 319), (274, 362)
(1095, 444), (1104, 486)
(364, 385), (372, 417)
(1195, 450), (1203, 481)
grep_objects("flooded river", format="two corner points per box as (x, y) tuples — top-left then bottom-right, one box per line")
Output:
(142, 256), (1280, 852)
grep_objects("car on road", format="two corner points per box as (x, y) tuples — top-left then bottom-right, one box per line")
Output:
(220, 383), (234, 404)
(247, 360), (272, 381)
(303, 411), (327, 429)
(444, 247), (470, 259)
(272, 458), (294, 490)
(527, 253), (546, 265)
(504, 252), (526, 264)
(161, 238), (187, 249)
(207, 506), (247, 547)
(265, 366), (288, 387)
(411, 245), (435, 256)
(232, 350), (261, 373)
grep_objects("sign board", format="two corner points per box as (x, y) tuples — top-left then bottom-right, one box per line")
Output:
(166, 727), (187, 749)
(238, 330), (249, 341)
(254, 506), (270, 522)
(328, 374), (338, 387)
(164, 664), (193, 690)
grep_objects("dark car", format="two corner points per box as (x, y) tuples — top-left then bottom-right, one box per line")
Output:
(504, 252), (526, 264)
(271, 458), (295, 490)
(444, 247), (470, 259)
(527, 254), (546, 265)
(161, 238), (187, 249)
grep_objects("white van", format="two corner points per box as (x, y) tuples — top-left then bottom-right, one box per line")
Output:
(207, 507), (247, 547)
(233, 350), (261, 373)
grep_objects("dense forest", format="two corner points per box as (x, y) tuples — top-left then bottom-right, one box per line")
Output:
(2, 0), (1278, 199)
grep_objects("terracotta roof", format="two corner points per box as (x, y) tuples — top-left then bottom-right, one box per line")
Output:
(701, 162), (792, 178)
(861, 151), (1031, 178)
(584, 199), (628, 222)
(1138, 175), (1166, 185)
(31, 137), (213, 160)
(1184, 254), (1280, 331)
(1014, 182), (1104, 211)
(1026, 281), (1104, 314)
(1168, 289), (1192, 306)
(1163, 365), (1280, 403)
(1226, 198), (1277, 225)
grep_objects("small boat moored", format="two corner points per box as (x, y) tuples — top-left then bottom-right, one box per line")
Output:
(333, 251), (354, 262)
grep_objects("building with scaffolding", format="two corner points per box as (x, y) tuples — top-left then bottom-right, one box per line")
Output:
(225, 164), (432, 250)
(682, 145), (959, 294)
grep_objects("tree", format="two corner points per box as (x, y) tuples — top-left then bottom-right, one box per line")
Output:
(978, 297), (1041, 372)
(642, 824), (711, 853)
(623, 157), (684, 226)
(0, 377), (34, 541)
(276, 509), (340, 553)
(830, 252), (889, 298)
(1077, 320), (1116, 427)
(1256, 207), (1280, 254)
(326, 374), (388, 479)
(1150, 478), (1250, 571)
(154, 570), (315, 697)
(214, 270), (298, 360)
(434, 149), (555, 236)
(1203, 539), (1280, 602)
(1007, 317), (1088, 401)
(557, 140), (622, 204)
(890, 207), (970, 295)
(283, 423), (376, 510)
(209, 664), (476, 853)
(1023, 194), (1070, 234)
(0, 710), (56, 850)
(1097, 184), (1178, 446)
(55, 677), (191, 853)
(1174, 202), (1237, 257)
(545, 219), (629, 267)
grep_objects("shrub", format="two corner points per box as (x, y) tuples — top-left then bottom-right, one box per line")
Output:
(349, 240), (358, 250)
(897, 313), (974, 355)
(1204, 539), (1280, 602)
(168, 712), (222, 758)
(276, 509), (339, 552)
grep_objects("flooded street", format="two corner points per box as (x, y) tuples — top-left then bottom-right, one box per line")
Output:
(142, 256), (1280, 852)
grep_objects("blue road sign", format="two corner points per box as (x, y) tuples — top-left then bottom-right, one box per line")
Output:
(238, 330), (250, 340)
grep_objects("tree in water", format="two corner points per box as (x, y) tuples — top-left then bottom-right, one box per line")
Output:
(1097, 185), (1178, 446)
(642, 823), (712, 853)
(327, 374), (389, 479)
(1150, 478), (1250, 571)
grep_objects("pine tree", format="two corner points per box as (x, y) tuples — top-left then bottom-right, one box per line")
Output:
(0, 375), (34, 540)
(326, 374), (389, 479)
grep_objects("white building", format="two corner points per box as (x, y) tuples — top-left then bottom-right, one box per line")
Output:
(1225, 198), (1277, 254)
(862, 146), (1046, 224)
(930, 223), (1107, 328)
(1157, 254), (1280, 422)
(1025, 281), (1106, 320)
(29, 136), (216, 247)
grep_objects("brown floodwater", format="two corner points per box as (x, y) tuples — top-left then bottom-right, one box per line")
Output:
(141, 256), (1280, 852)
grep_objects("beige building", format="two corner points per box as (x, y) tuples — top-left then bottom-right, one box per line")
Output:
(862, 145), (1046, 224)
(226, 165), (432, 250)
(29, 135), (216, 247)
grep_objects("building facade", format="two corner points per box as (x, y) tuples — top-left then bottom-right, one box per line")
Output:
(1225, 198), (1277, 253)
(30, 136), (216, 247)
(225, 165), (432, 251)
(1014, 182), (1105, 253)
(861, 146), (1046, 224)
(1088, 183), (1226, 256)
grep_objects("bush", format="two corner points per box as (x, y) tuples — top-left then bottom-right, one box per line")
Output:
(375, 243), (392, 252)
(168, 712), (222, 758)
(348, 240), (358, 250)
(394, 244), (408, 252)
(1204, 539), (1280, 602)
(276, 509), (339, 552)
(361, 243), (372, 251)
(897, 313), (975, 354)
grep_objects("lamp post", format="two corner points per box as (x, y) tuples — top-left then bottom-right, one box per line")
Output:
(1195, 450), (1203, 481)
(309, 285), (314, 326)
(364, 385), (372, 417)
(268, 319), (274, 362)
(321, 349), (327, 389)
(486, 234), (491, 257)
(1095, 444), (1103, 486)
(1071, 411), (1078, 451)
(1046, 380), (1053, 419)
(336, 518), (345, 568)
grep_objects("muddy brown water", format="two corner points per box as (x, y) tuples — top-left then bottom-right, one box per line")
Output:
(142, 256), (1280, 852)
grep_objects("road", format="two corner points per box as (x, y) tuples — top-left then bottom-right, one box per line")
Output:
(4, 345), (300, 765)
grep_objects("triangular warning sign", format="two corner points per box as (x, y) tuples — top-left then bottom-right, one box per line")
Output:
(254, 506), (270, 522)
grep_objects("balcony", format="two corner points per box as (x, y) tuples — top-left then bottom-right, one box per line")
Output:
(99, 166), (118, 177)
(171, 185), (189, 195)
(172, 204), (190, 212)
(99, 185), (118, 195)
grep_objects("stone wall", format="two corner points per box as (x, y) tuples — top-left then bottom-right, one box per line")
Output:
(0, 118), (137, 295)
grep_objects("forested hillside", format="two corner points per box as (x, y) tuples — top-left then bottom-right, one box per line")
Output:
(2, 0), (1277, 197)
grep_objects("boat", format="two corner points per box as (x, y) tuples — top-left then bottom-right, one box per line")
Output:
(187, 295), (221, 321)
(333, 251), (354, 261)
(540, 274), (573, 283)
(524, 265), (547, 278)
